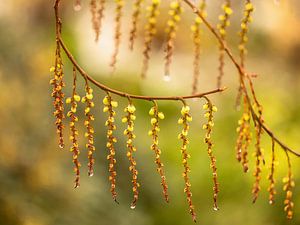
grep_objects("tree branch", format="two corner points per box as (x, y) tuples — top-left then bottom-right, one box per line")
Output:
(182, 0), (300, 157)
(59, 38), (225, 101)
(54, 0), (300, 157)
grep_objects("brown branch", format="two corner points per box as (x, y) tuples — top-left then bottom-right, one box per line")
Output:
(54, 0), (224, 101)
(250, 107), (300, 157)
(58, 38), (225, 100)
(182, 0), (300, 158)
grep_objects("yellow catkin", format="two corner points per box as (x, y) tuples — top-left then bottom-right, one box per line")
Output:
(122, 103), (140, 208)
(178, 104), (196, 222)
(164, 0), (183, 80)
(191, 0), (206, 94)
(235, 96), (251, 172)
(283, 151), (295, 219)
(50, 41), (65, 149)
(66, 67), (81, 188)
(81, 83), (96, 177)
(129, 0), (144, 50)
(252, 104), (264, 203)
(141, 0), (161, 78)
(148, 103), (169, 202)
(239, 0), (254, 67)
(103, 95), (119, 202)
(110, 0), (124, 73)
(203, 101), (219, 211)
(241, 118), (251, 172)
(90, 0), (100, 41)
(217, 0), (232, 89)
(267, 138), (276, 205)
(236, 0), (254, 107)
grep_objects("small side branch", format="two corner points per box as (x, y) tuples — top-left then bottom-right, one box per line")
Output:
(182, 0), (300, 158)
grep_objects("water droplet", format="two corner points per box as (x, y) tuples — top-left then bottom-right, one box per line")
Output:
(130, 204), (136, 209)
(74, 3), (82, 11)
(163, 74), (171, 82)
(235, 104), (241, 111)
(88, 171), (94, 177)
(269, 200), (274, 205)
(58, 143), (65, 149)
(74, 183), (80, 189)
(213, 206), (219, 211)
(192, 215), (197, 223)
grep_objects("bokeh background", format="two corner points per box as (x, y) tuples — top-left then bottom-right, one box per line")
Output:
(1, 0), (300, 225)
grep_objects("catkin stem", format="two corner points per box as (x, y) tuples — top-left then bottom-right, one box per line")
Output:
(149, 103), (169, 202)
(141, 0), (160, 78)
(110, 0), (124, 73)
(217, 0), (232, 89)
(178, 104), (196, 222)
(129, 0), (143, 50)
(103, 95), (118, 202)
(123, 103), (139, 208)
(268, 138), (276, 204)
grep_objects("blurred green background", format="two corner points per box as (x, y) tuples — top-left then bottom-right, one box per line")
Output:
(0, 0), (300, 225)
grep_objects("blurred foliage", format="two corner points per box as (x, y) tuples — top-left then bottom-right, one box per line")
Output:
(0, 0), (300, 225)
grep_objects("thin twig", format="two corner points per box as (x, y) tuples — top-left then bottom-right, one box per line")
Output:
(182, 0), (300, 157)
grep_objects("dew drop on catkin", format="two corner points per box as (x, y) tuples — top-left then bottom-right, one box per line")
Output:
(163, 74), (171, 82)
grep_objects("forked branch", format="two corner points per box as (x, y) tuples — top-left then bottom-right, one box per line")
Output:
(52, 0), (299, 220)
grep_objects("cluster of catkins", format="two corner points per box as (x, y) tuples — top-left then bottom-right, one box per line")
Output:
(51, 0), (297, 221)
(50, 61), (221, 221)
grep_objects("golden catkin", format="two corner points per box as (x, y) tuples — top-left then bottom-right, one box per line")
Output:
(141, 0), (161, 78)
(164, 0), (183, 80)
(129, 0), (144, 50)
(238, 77), (260, 173)
(122, 103), (140, 208)
(217, 0), (232, 89)
(90, 0), (100, 41)
(239, 0), (254, 67)
(66, 67), (81, 188)
(236, 0), (254, 107)
(103, 95), (119, 202)
(50, 42), (65, 149)
(110, 0), (124, 73)
(252, 105), (264, 203)
(178, 105), (196, 222)
(191, 0), (206, 94)
(267, 138), (276, 205)
(148, 104), (169, 202)
(203, 101), (219, 210)
(81, 83), (96, 177)
(235, 96), (251, 172)
(283, 151), (295, 219)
